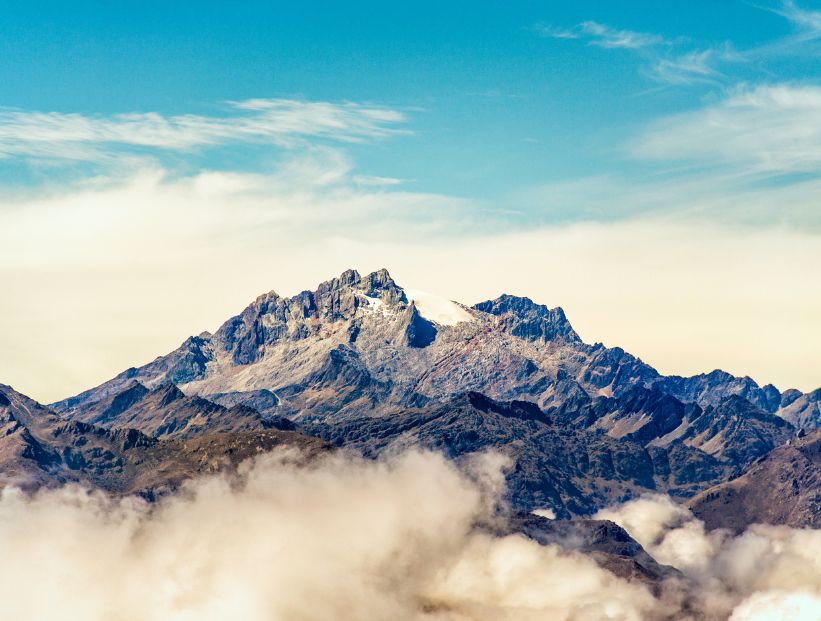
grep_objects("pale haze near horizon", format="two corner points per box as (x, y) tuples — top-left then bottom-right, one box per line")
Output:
(3, 194), (819, 402)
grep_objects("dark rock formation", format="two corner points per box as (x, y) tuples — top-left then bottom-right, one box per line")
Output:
(0, 383), (327, 495)
(310, 392), (729, 517)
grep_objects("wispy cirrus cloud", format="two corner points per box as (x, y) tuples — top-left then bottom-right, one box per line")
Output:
(648, 48), (727, 85)
(536, 24), (579, 41)
(767, 0), (821, 40)
(540, 2), (821, 86)
(724, 1), (821, 60)
(538, 19), (721, 86)
(0, 99), (408, 162)
(576, 20), (668, 49)
(631, 83), (821, 176)
(538, 20), (669, 49)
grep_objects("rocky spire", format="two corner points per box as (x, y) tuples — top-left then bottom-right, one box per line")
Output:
(473, 294), (580, 343)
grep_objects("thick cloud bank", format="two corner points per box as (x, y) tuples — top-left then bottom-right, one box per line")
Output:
(597, 496), (821, 620)
(0, 450), (655, 621)
(0, 449), (818, 620)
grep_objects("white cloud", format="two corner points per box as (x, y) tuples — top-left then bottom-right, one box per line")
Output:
(536, 24), (579, 40)
(0, 98), (407, 161)
(578, 21), (667, 49)
(0, 449), (659, 621)
(770, 0), (821, 40)
(537, 20), (738, 87)
(729, 590), (821, 621)
(631, 84), (821, 175)
(540, 3), (821, 90)
(597, 495), (821, 620)
(649, 49), (724, 85)
(0, 448), (818, 621)
(538, 21), (668, 49)
(532, 508), (557, 520)
(353, 174), (404, 187)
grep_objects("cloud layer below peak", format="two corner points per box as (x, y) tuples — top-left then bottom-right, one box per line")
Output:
(0, 448), (819, 621)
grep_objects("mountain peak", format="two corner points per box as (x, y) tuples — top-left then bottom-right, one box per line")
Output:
(360, 268), (406, 303)
(339, 268), (361, 283)
(473, 294), (579, 343)
(366, 267), (394, 286)
(315, 268), (406, 304)
(150, 382), (186, 407)
(52, 268), (818, 447)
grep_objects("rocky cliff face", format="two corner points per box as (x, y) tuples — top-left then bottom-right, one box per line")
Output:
(68, 380), (289, 439)
(473, 294), (581, 343)
(653, 369), (784, 414)
(777, 387), (821, 429)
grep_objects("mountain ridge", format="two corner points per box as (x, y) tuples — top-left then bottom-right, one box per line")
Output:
(50, 268), (817, 433)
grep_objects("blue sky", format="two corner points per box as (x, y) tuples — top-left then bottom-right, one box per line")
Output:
(3, 1), (821, 400)
(2, 0), (820, 210)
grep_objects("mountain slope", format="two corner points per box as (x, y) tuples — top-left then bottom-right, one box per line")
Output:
(553, 388), (795, 469)
(0, 384), (326, 495)
(70, 380), (289, 439)
(689, 428), (821, 531)
(777, 388), (821, 429)
(310, 391), (733, 517)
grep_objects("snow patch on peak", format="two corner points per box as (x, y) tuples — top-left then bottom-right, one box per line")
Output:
(362, 295), (393, 317)
(404, 289), (474, 326)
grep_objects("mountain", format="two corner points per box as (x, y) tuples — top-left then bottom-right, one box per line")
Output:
(4, 265), (818, 614)
(68, 380), (291, 439)
(0, 382), (149, 490)
(41, 268), (817, 526)
(553, 387), (795, 468)
(689, 428), (821, 532)
(0, 384), (326, 496)
(777, 387), (821, 429)
(310, 391), (734, 517)
(497, 513), (679, 585)
(51, 269), (818, 434)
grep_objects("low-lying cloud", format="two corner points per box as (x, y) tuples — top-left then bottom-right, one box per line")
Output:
(0, 448), (819, 620)
(597, 495), (821, 620)
(0, 449), (657, 621)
